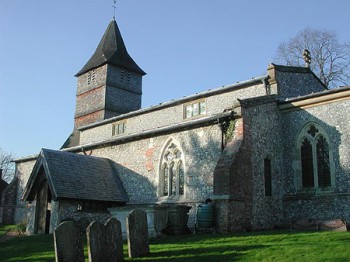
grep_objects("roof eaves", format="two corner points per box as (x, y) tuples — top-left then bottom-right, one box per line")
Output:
(67, 110), (234, 153)
(78, 75), (267, 131)
(279, 86), (350, 104)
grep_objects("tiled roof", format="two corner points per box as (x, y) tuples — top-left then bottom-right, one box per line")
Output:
(22, 149), (128, 203)
(75, 19), (145, 77)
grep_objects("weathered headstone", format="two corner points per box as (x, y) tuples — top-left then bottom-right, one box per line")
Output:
(87, 218), (124, 262)
(105, 218), (124, 261)
(54, 220), (84, 262)
(319, 219), (347, 231)
(126, 209), (150, 258)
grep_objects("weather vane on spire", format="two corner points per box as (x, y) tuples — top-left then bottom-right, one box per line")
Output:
(112, 0), (117, 20)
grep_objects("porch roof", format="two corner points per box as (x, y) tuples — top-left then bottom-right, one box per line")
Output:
(22, 149), (128, 203)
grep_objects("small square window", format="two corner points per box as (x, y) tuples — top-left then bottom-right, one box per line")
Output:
(185, 105), (193, 118)
(184, 100), (206, 119)
(200, 101), (206, 115)
(193, 103), (199, 116)
(112, 122), (126, 136)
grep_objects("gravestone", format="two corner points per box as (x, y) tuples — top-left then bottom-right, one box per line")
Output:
(126, 209), (150, 258)
(319, 219), (347, 231)
(87, 218), (124, 262)
(54, 221), (84, 262)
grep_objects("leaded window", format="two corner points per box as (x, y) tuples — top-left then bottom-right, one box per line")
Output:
(160, 142), (185, 196)
(298, 124), (333, 190)
(184, 100), (206, 119)
(301, 138), (314, 188)
(112, 122), (126, 136)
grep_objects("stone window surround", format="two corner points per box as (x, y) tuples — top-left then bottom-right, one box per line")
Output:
(112, 121), (126, 136)
(294, 122), (335, 193)
(183, 99), (207, 119)
(157, 138), (186, 200)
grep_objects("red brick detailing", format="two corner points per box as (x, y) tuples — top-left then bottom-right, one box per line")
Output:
(145, 148), (155, 171)
(213, 119), (244, 195)
(75, 110), (105, 128)
(76, 85), (104, 97)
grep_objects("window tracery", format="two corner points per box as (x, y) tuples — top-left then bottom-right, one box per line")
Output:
(160, 142), (185, 197)
(297, 123), (334, 191)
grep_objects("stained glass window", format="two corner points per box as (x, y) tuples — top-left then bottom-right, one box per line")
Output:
(160, 142), (185, 196)
(298, 124), (333, 191)
(178, 161), (184, 195)
(301, 138), (314, 188)
(163, 164), (168, 196)
(316, 135), (331, 187)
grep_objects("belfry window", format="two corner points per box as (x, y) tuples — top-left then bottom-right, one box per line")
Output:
(87, 69), (96, 85)
(297, 124), (333, 191)
(160, 142), (185, 196)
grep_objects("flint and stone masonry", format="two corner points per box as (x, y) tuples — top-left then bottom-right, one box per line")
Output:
(5, 18), (350, 236)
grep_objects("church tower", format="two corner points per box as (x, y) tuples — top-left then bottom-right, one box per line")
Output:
(74, 18), (146, 128)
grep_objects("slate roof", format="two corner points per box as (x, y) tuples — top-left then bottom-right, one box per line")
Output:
(75, 19), (146, 76)
(22, 149), (128, 203)
(61, 130), (80, 149)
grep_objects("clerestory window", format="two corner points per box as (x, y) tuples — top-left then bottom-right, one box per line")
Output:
(184, 100), (206, 119)
(297, 123), (334, 191)
(160, 141), (185, 197)
(112, 122), (126, 136)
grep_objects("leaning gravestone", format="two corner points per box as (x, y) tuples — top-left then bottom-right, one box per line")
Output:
(87, 218), (124, 262)
(126, 209), (150, 258)
(54, 221), (84, 262)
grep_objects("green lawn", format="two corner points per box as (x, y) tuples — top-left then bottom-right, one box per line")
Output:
(0, 225), (17, 237)
(0, 228), (349, 261)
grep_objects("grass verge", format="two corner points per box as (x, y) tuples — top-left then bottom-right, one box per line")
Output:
(0, 227), (349, 261)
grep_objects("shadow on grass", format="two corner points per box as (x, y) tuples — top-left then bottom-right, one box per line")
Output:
(1, 230), (350, 261)
(0, 234), (55, 262)
(142, 244), (265, 261)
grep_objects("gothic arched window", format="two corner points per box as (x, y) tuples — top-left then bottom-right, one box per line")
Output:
(297, 124), (333, 191)
(160, 142), (185, 197)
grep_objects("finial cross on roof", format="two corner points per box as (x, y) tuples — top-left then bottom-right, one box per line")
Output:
(112, 0), (117, 19)
(303, 49), (311, 68)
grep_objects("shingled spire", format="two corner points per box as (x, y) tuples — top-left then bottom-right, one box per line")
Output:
(76, 19), (145, 77)
(73, 18), (146, 130)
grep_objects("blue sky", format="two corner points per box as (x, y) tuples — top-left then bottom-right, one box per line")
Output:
(1, 0), (349, 158)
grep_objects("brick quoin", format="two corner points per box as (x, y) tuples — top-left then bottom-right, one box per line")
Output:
(145, 148), (155, 171)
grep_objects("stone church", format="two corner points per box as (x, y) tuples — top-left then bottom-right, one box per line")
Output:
(2, 18), (350, 235)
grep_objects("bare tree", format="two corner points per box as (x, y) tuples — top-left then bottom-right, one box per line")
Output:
(0, 147), (15, 183)
(275, 28), (350, 88)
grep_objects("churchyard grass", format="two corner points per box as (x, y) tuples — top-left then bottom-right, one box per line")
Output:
(0, 227), (349, 261)
(0, 225), (16, 236)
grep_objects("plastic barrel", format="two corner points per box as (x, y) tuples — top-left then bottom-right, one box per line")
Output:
(197, 204), (214, 228)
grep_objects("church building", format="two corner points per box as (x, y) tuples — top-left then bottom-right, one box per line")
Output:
(3, 17), (350, 235)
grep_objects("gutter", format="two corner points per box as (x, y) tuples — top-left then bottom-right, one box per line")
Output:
(279, 86), (350, 112)
(65, 111), (235, 153)
(79, 75), (267, 131)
